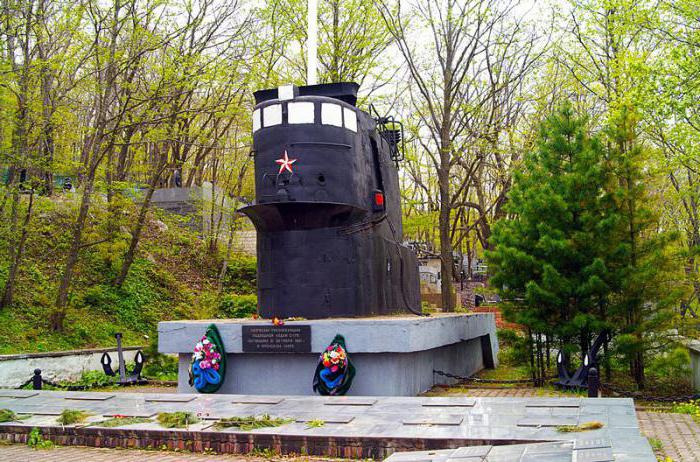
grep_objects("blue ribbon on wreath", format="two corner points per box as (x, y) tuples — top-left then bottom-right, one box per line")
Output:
(192, 361), (221, 391)
(319, 367), (344, 389)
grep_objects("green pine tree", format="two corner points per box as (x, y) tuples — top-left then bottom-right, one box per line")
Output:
(603, 106), (680, 389)
(487, 104), (613, 381)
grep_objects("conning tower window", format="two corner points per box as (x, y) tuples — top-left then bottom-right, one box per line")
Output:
(343, 108), (357, 132)
(321, 103), (343, 127)
(288, 102), (315, 124)
(252, 109), (261, 132)
(252, 102), (358, 133)
(263, 104), (282, 127)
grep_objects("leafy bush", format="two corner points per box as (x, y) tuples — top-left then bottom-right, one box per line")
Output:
(223, 256), (257, 293)
(218, 294), (257, 318)
(157, 411), (199, 428)
(27, 427), (54, 449)
(143, 334), (178, 381)
(647, 347), (691, 382)
(497, 328), (531, 367)
(73, 369), (116, 388)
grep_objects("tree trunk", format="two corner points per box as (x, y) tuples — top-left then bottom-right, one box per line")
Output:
(1, 190), (21, 306)
(53, 173), (95, 330)
(218, 215), (238, 293)
(114, 168), (163, 288)
(1, 191), (34, 308)
(438, 158), (454, 311)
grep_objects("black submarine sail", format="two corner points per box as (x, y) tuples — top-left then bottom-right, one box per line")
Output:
(240, 82), (421, 319)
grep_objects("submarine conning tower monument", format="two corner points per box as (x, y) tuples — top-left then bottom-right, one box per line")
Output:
(158, 82), (498, 396)
(241, 82), (421, 319)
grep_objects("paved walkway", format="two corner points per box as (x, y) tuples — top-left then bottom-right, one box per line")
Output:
(0, 444), (333, 461)
(425, 386), (569, 398)
(638, 411), (700, 462)
(461, 387), (700, 462)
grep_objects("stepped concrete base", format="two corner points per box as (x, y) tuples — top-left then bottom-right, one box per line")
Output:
(158, 313), (498, 396)
(0, 390), (656, 460)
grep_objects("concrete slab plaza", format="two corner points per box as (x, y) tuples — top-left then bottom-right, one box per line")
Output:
(0, 389), (656, 461)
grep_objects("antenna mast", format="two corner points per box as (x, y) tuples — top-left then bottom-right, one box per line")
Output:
(307, 0), (318, 85)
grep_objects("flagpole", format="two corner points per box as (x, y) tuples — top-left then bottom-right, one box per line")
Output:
(307, 0), (318, 85)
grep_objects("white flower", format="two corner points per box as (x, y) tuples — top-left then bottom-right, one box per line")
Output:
(202, 339), (210, 345)
(194, 352), (204, 360)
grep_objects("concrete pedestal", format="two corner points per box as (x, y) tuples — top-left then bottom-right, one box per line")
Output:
(689, 340), (700, 392)
(158, 313), (498, 396)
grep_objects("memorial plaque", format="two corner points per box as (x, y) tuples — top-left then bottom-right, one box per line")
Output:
(450, 446), (492, 457)
(573, 447), (614, 462)
(64, 393), (115, 401)
(403, 415), (464, 426)
(242, 325), (311, 353)
(145, 395), (197, 403)
(573, 438), (612, 450)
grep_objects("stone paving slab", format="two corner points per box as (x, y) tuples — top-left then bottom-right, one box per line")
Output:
(0, 390), (656, 461)
(0, 444), (335, 462)
(0, 391), (39, 399)
(63, 393), (116, 401)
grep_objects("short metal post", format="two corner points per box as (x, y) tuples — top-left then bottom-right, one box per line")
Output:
(588, 367), (599, 398)
(115, 332), (127, 383)
(32, 369), (42, 390)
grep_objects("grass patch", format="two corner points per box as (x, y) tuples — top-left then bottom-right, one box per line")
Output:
(56, 409), (90, 426)
(94, 416), (152, 427)
(476, 364), (533, 381)
(671, 399), (700, 418)
(214, 414), (292, 431)
(671, 400), (700, 421)
(248, 447), (279, 458)
(157, 411), (199, 428)
(305, 419), (325, 428)
(556, 421), (604, 432)
(648, 437), (663, 451)
(0, 409), (29, 422)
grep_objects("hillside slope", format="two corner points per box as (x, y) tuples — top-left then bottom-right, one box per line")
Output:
(0, 193), (256, 354)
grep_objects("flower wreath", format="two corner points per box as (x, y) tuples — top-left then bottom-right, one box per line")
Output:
(312, 334), (355, 395)
(188, 324), (226, 393)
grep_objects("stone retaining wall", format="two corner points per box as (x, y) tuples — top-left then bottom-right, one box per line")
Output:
(0, 347), (143, 388)
(471, 306), (521, 330)
(0, 424), (541, 459)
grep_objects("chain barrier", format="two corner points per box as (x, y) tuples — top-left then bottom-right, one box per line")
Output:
(16, 378), (33, 389)
(434, 370), (700, 402)
(433, 369), (557, 385)
(600, 382), (700, 403)
(14, 372), (157, 391)
(14, 378), (91, 391)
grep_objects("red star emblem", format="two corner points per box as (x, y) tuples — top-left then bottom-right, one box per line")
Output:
(275, 150), (297, 174)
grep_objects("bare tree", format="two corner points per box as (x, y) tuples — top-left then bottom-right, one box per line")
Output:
(377, 0), (539, 310)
